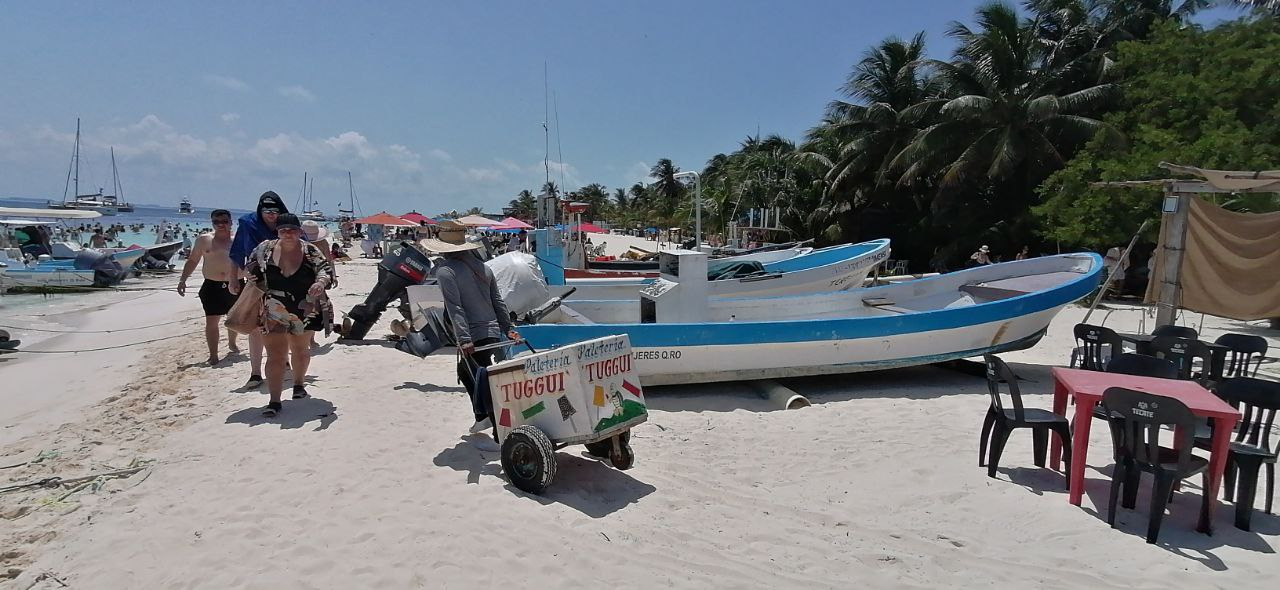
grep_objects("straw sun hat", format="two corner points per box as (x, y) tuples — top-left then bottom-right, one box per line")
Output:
(419, 219), (480, 253)
(301, 220), (330, 241)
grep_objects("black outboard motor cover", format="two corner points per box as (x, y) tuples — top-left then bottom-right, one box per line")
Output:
(342, 242), (435, 340)
(73, 251), (127, 287)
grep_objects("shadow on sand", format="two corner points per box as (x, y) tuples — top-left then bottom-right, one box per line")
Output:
(225, 397), (339, 431)
(433, 438), (656, 517)
(644, 361), (1042, 413)
(995, 461), (1278, 570)
(395, 381), (467, 394)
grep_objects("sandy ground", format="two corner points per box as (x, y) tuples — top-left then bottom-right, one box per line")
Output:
(1, 255), (1278, 589)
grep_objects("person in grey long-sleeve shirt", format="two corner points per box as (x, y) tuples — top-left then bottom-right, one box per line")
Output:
(436, 252), (515, 348)
(435, 249), (520, 432)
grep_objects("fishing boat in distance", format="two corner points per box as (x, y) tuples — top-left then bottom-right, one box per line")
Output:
(179, 197), (194, 215)
(511, 251), (1103, 386)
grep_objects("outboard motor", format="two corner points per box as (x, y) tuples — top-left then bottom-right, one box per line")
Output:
(395, 307), (456, 358)
(341, 241), (434, 340)
(73, 250), (127, 287)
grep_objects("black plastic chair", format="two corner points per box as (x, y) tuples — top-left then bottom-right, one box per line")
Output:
(1215, 333), (1268, 378)
(1102, 387), (1210, 544)
(1083, 354), (1181, 424)
(1073, 323), (1124, 371)
(1151, 335), (1213, 382)
(1153, 324), (1199, 340)
(1106, 354), (1179, 380)
(979, 355), (1072, 486)
(1212, 377), (1280, 531)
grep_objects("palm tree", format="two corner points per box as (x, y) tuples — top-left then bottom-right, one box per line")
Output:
(508, 189), (536, 219)
(805, 32), (943, 201)
(649, 159), (683, 215)
(892, 2), (1120, 191)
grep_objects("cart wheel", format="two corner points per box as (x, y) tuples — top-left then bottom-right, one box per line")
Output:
(585, 431), (630, 459)
(500, 425), (557, 494)
(609, 442), (635, 470)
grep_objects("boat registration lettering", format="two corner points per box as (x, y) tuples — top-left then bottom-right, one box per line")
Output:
(500, 370), (569, 402)
(633, 349), (681, 360)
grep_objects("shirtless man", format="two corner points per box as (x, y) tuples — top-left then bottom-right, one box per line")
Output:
(177, 209), (241, 365)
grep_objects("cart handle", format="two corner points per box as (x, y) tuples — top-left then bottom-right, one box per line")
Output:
(469, 338), (536, 355)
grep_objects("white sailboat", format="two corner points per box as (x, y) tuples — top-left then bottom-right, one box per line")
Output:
(296, 172), (327, 221)
(46, 119), (134, 216)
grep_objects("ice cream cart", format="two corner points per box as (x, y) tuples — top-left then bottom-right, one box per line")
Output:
(479, 334), (646, 494)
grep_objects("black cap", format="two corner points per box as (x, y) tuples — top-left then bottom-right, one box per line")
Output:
(275, 213), (302, 230)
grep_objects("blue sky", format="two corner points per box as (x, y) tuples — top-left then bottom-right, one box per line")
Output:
(0, 1), (1247, 215)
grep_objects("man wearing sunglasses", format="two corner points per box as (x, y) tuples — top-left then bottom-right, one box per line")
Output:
(178, 209), (242, 365)
(227, 191), (290, 387)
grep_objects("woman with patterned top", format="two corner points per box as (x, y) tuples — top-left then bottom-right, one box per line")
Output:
(237, 213), (333, 417)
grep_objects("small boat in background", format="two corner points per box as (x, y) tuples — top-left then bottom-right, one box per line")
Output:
(179, 197), (194, 215)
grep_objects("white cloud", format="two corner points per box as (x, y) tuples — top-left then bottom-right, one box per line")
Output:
(277, 85), (316, 102)
(1, 116), (611, 214)
(203, 74), (250, 92)
(220, 113), (240, 124)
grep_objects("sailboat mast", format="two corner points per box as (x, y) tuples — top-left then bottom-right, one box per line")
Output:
(73, 118), (81, 201)
(309, 176), (315, 209)
(110, 147), (123, 199)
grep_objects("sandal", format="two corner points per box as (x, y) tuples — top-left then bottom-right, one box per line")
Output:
(244, 374), (264, 389)
(262, 401), (282, 417)
(291, 385), (310, 400)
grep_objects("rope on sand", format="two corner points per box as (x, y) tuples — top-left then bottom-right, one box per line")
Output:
(0, 316), (202, 333)
(1, 331), (197, 354)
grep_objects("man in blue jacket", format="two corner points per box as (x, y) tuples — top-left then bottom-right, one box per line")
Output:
(228, 191), (288, 388)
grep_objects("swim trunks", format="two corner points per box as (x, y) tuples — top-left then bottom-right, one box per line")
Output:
(198, 279), (242, 316)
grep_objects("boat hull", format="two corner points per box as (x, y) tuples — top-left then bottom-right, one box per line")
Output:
(558, 239), (891, 301)
(521, 253), (1101, 385)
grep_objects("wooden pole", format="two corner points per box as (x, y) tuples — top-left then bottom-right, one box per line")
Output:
(1155, 187), (1190, 327)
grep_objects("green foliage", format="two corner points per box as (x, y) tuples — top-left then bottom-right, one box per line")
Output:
(1035, 18), (1280, 249)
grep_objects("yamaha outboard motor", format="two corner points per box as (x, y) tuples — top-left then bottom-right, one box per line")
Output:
(341, 241), (434, 340)
(73, 251), (127, 287)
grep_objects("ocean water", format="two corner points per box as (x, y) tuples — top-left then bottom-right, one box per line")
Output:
(0, 197), (333, 312)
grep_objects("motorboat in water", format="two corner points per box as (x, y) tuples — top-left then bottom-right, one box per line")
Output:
(502, 250), (1103, 386)
(0, 249), (127, 290)
(179, 198), (194, 215)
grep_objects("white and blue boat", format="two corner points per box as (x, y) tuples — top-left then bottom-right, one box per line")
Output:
(532, 229), (892, 301)
(516, 250), (1103, 386)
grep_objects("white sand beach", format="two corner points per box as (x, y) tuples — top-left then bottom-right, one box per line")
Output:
(2, 253), (1277, 588)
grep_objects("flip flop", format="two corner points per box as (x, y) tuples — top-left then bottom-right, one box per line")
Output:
(262, 401), (282, 417)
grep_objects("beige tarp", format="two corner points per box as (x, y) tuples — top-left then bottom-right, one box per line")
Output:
(1145, 197), (1280, 320)
(1160, 162), (1280, 192)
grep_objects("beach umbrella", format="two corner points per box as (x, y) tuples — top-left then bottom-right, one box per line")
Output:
(456, 214), (498, 227)
(496, 216), (533, 229)
(570, 222), (605, 234)
(353, 211), (417, 227)
(401, 211), (435, 225)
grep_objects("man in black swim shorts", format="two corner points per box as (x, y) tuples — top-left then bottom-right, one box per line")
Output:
(178, 209), (243, 365)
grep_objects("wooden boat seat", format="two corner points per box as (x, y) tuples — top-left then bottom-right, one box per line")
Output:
(862, 297), (912, 314)
(959, 284), (1030, 301)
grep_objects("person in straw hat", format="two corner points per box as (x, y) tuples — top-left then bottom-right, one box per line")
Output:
(422, 220), (519, 443)
(969, 244), (992, 267)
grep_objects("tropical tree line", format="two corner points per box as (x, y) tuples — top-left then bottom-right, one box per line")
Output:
(507, 0), (1277, 269)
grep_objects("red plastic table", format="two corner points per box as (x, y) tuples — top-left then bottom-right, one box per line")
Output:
(1049, 367), (1240, 533)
